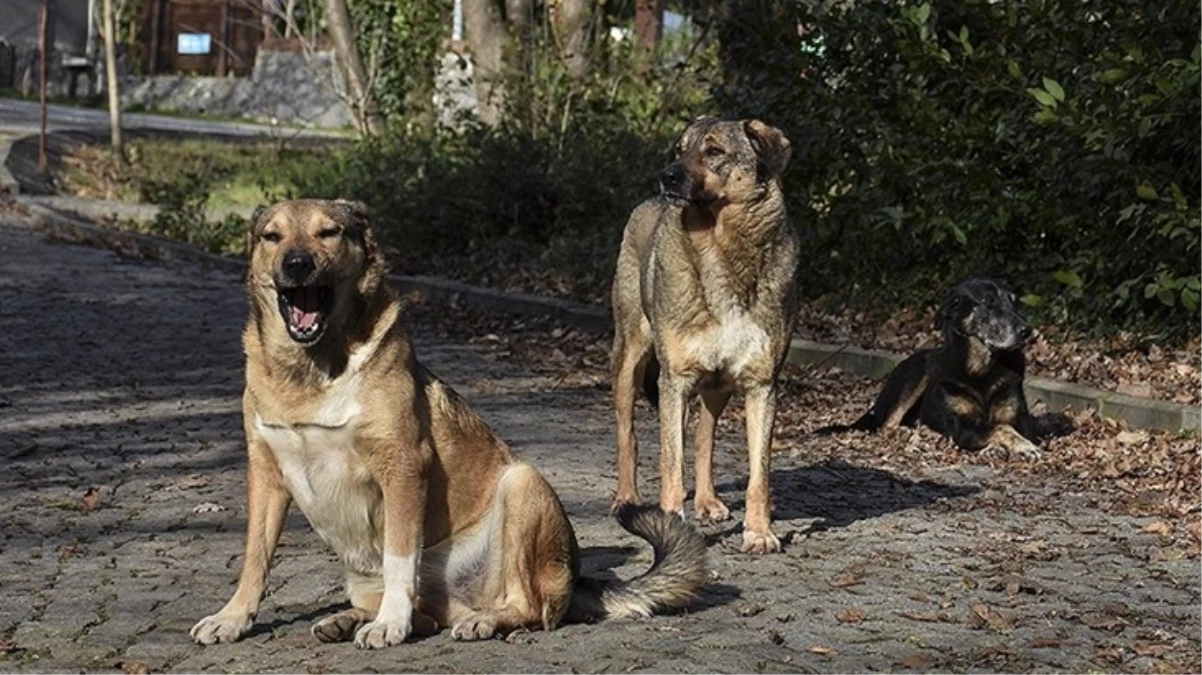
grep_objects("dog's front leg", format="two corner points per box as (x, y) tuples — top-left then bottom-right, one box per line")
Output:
(657, 371), (694, 518)
(742, 386), (781, 554)
(986, 424), (1042, 461)
(355, 449), (428, 649)
(192, 437), (291, 644)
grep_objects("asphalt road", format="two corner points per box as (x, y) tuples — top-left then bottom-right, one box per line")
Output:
(0, 98), (346, 138)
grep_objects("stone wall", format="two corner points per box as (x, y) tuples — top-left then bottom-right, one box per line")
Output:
(121, 48), (352, 129)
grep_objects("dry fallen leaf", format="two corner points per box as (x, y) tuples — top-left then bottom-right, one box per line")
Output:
(1142, 521), (1173, 535)
(192, 502), (227, 514)
(118, 661), (150, 674)
(1030, 636), (1063, 648)
(737, 603), (765, 618)
(1132, 642), (1172, 657)
(1117, 430), (1151, 446)
(898, 653), (934, 669)
(81, 487), (100, 513)
(970, 604), (1014, 632)
(830, 572), (863, 588)
(808, 645), (836, 656)
(899, 610), (941, 622)
(835, 607), (867, 624)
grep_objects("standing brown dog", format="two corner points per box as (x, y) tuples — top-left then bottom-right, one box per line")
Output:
(610, 118), (800, 554)
(190, 199), (708, 649)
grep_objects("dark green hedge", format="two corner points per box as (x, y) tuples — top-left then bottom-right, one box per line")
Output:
(719, 0), (1199, 338)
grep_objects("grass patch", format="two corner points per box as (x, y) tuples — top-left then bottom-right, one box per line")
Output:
(59, 138), (325, 208)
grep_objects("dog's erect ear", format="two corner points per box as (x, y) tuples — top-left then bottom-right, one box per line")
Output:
(744, 119), (792, 179)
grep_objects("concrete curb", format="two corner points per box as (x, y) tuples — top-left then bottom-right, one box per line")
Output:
(19, 194), (256, 226)
(0, 135), (20, 196)
(13, 199), (1198, 434)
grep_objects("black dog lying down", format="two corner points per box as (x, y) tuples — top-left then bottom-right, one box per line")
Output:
(818, 278), (1042, 459)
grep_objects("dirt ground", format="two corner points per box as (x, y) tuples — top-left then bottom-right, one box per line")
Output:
(0, 215), (1198, 674)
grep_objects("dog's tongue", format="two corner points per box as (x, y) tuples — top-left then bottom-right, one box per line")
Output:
(289, 287), (322, 329)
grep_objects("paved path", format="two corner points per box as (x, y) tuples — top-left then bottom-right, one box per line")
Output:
(0, 216), (1197, 673)
(0, 98), (347, 139)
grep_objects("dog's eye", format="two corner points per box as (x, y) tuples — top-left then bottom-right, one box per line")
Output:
(317, 228), (342, 239)
(260, 232), (282, 243)
(704, 146), (726, 158)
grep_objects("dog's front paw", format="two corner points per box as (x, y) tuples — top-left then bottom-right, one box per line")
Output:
(741, 529), (782, 554)
(610, 492), (641, 514)
(190, 611), (253, 645)
(354, 616), (411, 649)
(451, 612), (498, 641)
(694, 496), (731, 523)
(1009, 438), (1043, 462)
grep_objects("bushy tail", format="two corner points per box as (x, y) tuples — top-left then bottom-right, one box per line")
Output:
(812, 411), (880, 435)
(567, 505), (708, 622)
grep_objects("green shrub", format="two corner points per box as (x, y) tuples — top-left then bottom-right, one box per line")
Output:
(286, 30), (716, 298)
(718, 0), (1199, 338)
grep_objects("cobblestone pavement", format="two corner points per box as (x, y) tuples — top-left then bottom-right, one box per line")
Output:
(1, 216), (1198, 674)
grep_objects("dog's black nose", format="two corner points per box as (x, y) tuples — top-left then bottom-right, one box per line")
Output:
(282, 250), (316, 283)
(660, 163), (685, 191)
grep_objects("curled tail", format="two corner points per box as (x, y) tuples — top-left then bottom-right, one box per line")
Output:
(567, 505), (708, 622)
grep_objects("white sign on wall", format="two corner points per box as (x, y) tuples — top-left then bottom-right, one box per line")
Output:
(176, 33), (212, 55)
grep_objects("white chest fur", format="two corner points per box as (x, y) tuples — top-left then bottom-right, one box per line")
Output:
(683, 306), (771, 374)
(682, 248), (772, 374)
(253, 369), (384, 575)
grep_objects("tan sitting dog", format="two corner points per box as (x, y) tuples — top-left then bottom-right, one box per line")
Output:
(610, 118), (800, 554)
(190, 199), (708, 649)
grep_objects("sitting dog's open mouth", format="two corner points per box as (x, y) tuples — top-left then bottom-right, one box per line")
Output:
(277, 284), (333, 344)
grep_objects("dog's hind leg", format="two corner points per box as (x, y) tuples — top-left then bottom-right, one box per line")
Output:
(694, 386), (732, 522)
(612, 326), (654, 510)
(450, 464), (575, 641)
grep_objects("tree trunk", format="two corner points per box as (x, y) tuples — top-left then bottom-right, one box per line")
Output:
(634, 0), (664, 52)
(555, 0), (591, 76)
(101, 0), (125, 161)
(324, 0), (386, 136)
(463, 0), (507, 125)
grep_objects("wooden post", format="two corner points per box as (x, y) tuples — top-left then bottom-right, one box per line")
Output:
(102, 0), (124, 159)
(38, 0), (48, 173)
(148, 0), (162, 76)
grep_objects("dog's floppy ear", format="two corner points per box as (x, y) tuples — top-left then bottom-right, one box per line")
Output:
(670, 115), (717, 159)
(934, 292), (962, 331)
(245, 204), (270, 257)
(335, 199), (380, 261)
(744, 119), (792, 179)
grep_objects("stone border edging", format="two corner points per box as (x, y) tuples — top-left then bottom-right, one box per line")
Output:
(13, 197), (1198, 433)
(0, 135), (20, 196)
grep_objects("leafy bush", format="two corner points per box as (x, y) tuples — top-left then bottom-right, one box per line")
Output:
(140, 170), (248, 256)
(286, 30), (716, 298)
(718, 0), (1199, 338)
